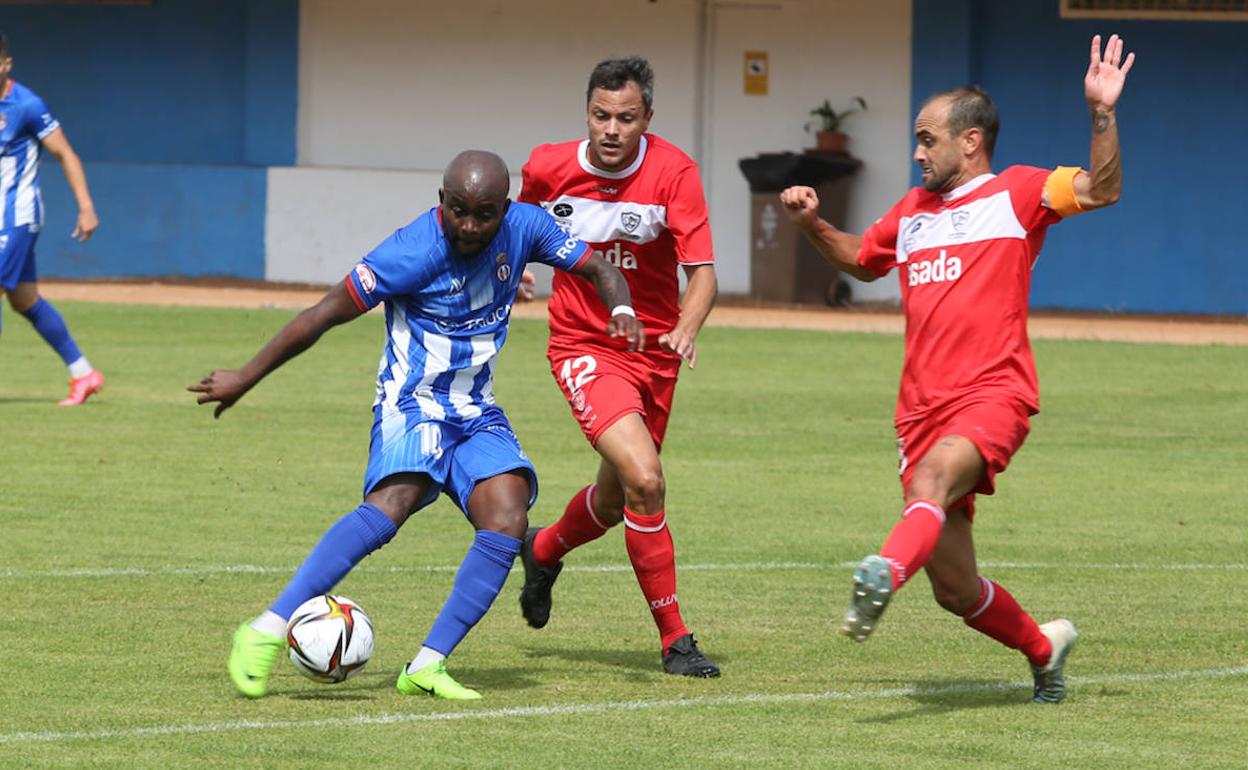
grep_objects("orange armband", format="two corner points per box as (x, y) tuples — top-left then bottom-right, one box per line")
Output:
(1044, 166), (1086, 218)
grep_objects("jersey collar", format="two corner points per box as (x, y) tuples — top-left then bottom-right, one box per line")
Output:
(578, 135), (648, 179)
(941, 172), (996, 202)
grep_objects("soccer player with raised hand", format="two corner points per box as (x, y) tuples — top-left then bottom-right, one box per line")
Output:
(780, 34), (1134, 703)
(190, 150), (642, 699)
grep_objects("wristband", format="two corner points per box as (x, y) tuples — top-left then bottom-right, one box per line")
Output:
(610, 305), (636, 318)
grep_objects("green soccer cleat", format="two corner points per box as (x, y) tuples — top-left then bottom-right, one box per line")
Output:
(396, 660), (483, 700)
(228, 622), (284, 698)
(840, 554), (894, 642)
(1031, 618), (1079, 704)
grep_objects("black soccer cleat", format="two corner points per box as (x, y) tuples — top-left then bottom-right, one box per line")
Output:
(662, 633), (721, 678)
(519, 526), (562, 629)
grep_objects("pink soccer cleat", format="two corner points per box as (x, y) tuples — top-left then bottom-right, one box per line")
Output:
(59, 370), (105, 406)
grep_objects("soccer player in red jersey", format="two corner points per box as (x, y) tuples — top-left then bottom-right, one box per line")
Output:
(781, 34), (1135, 703)
(516, 56), (721, 677)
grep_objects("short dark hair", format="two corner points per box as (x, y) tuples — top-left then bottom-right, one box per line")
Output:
(587, 56), (654, 112)
(925, 85), (999, 158)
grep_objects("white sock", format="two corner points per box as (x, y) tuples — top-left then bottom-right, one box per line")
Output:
(406, 646), (446, 674)
(250, 610), (288, 637)
(68, 357), (93, 379)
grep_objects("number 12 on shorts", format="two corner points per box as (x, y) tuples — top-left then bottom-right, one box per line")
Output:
(560, 355), (597, 395)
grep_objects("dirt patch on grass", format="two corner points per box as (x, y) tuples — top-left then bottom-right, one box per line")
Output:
(39, 279), (1247, 346)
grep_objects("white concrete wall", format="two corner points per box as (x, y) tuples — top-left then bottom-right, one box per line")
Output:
(298, 0), (701, 172)
(702, 0), (911, 301)
(265, 167), (520, 283)
(276, 0), (911, 301)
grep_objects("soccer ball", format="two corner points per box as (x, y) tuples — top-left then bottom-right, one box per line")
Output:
(285, 594), (374, 683)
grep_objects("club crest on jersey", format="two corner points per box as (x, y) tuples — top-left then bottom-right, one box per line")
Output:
(552, 203), (574, 218)
(620, 211), (642, 234)
(0, 113), (7, 131)
(950, 209), (971, 238)
(354, 263), (377, 293)
(496, 263), (512, 282)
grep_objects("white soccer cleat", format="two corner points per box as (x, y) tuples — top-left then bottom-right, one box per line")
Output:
(1031, 618), (1079, 704)
(839, 555), (894, 642)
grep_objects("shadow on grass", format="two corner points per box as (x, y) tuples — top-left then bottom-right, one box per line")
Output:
(858, 677), (1033, 723)
(523, 644), (662, 675)
(272, 661), (546, 699)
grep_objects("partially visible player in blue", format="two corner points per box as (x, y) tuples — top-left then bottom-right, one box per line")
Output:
(189, 150), (643, 700)
(0, 32), (104, 404)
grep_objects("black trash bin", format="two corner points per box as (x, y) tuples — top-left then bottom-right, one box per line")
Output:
(739, 151), (861, 305)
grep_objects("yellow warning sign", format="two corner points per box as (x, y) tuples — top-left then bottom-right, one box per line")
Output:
(744, 51), (768, 96)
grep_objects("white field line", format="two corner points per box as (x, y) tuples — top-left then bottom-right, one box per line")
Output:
(2, 664), (1246, 746)
(1, 560), (1246, 581)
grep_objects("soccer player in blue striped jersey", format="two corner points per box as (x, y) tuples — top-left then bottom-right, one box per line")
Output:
(191, 150), (642, 699)
(0, 32), (104, 404)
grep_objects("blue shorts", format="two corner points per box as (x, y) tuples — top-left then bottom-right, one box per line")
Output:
(0, 227), (39, 291)
(362, 404), (537, 515)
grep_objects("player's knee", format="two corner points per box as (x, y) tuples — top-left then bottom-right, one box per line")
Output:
(907, 465), (954, 508)
(479, 505), (528, 540)
(10, 291), (40, 315)
(621, 468), (665, 512)
(931, 583), (979, 615)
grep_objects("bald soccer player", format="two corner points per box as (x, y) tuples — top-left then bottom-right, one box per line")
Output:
(192, 151), (643, 700)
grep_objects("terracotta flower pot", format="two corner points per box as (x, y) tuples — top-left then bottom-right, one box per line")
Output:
(815, 130), (848, 153)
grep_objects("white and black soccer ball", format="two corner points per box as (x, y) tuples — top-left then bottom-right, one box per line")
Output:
(285, 594), (374, 683)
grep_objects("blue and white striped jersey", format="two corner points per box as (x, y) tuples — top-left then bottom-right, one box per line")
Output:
(346, 202), (590, 431)
(0, 81), (60, 231)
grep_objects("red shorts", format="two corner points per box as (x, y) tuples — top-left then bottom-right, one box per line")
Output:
(548, 341), (680, 451)
(895, 396), (1032, 517)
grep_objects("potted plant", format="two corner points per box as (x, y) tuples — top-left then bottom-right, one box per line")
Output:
(806, 96), (868, 153)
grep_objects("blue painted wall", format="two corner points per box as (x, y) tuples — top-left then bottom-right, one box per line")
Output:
(913, 1), (1246, 314)
(38, 163), (267, 280)
(1, 0), (296, 165)
(1, 0), (296, 278)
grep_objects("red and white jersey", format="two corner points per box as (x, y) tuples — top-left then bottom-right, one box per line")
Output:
(520, 134), (714, 354)
(858, 166), (1065, 424)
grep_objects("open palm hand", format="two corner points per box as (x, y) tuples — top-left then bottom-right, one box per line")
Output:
(1085, 34), (1135, 111)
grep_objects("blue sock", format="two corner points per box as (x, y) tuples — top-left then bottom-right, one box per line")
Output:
(21, 298), (83, 366)
(424, 529), (522, 655)
(269, 503), (398, 619)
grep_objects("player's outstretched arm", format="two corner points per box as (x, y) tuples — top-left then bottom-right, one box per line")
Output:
(574, 252), (645, 351)
(40, 128), (98, 242)
(1073, 33), (1135, 210)
(187, 281), (364, 418)
(779, 186), (877, 282)
(659, 263), (717, 369)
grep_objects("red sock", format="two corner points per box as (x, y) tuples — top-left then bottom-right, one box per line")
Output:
(962, 577), (1053, 667)
(878, 500), (945, 590)
(623, 508), (689, 652)
(533, 484), (611, 568)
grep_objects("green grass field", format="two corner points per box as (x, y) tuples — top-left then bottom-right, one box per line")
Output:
(2, 301), (1245, 768)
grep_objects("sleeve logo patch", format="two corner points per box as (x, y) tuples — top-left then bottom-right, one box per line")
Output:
(354, 263), (377, 293)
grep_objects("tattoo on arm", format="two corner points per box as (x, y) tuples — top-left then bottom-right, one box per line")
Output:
(1093, 113), (1112, 134)
(593, 264), (630, 308)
